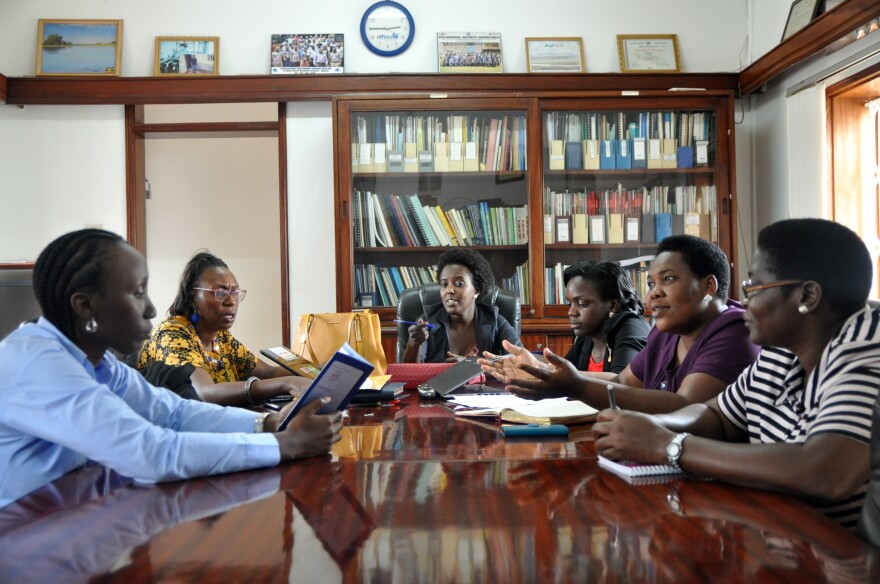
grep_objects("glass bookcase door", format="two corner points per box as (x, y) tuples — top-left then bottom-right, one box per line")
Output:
(346, 104), (531, 316)
(540, 99), (727, 316)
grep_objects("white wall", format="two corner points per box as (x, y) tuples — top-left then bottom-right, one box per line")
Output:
(0, 0), (751, 331)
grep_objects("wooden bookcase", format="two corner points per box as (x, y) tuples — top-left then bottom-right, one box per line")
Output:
(332, 89), (737, 361)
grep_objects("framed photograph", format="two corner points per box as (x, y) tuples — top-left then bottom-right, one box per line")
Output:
(36, 19), (122, 76)
(782, 0), (822, 41)
(525, 37), (585, 73)
(617, 34), (681, 73)
(271, 34), (344, 75)
(154, 36), (219, 76)
(438, 32), (503, 73)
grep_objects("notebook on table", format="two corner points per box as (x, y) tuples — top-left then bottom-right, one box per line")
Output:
(597, 455), (684, 484)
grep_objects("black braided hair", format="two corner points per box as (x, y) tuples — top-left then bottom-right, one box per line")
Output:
(168, 251), (228, 319)
(32, 229), (126, 339)
(563, 260), (645, 314)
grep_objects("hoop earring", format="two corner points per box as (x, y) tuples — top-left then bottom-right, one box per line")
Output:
(798, 305), (808, 315)
(85, 318), (98, 333)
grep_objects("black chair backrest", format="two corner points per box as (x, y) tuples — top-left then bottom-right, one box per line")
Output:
(396, 283), (521, 362)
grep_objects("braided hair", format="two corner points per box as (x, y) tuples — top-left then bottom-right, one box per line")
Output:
(168, 251), (228, 319)
(32, 229), (126, 339)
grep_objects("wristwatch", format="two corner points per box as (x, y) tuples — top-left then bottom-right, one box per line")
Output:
(255, 412), (270, 433)
(666, 432), (690, 470)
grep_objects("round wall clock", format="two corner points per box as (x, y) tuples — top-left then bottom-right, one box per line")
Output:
(360, 0), (415, 57)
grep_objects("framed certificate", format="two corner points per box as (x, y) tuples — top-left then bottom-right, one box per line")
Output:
(617, 34), (681, 73)
(781, 0), (822, 42)
(525, 37), (585, 73)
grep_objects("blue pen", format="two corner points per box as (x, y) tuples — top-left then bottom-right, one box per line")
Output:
(393, 319), (436, 329)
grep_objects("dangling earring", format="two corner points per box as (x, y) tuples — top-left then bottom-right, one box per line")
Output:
(191, 311), (199, 324)
(85, 317), (98, 333)
(703, 294), (713, 303)
(798, 305), (808, 315)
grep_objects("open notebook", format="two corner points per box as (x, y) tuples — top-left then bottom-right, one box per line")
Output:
(453, 397), (597, 425)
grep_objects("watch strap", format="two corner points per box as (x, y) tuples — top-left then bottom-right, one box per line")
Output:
(255, 412), (270, 433)
(667, 432), (690, 470)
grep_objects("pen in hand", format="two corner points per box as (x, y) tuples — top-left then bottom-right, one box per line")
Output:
(606, 384), (619, 410)
(393, 319), (436, 329)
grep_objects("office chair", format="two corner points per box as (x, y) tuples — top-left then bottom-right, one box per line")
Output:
(396, 282), (521, 362)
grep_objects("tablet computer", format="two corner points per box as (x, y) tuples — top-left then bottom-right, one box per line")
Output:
(417, 356), (508, 398)
(277, 343), (374, 431)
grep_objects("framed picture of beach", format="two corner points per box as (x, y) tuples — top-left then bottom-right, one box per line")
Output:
(36, 19), (122, 76)
(154, 36), (219, 76)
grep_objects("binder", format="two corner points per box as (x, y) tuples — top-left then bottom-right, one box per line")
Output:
(671, 214), (685, 236)
(358, 143), (373, 173)
(583, 139), (600, 170)
(699, 213), (712, 240)
(433, 142), (449, 172)
(641, 214), (656, 243)
(684, 212), (701, 237)
(373, 143), (387, 173)
(661, 138), (677, 169)
(600, 140), (616, 170)
(565, 141), (583, 170)
(655, 213), (673, 241)
(615, 139), (632, 170)
(448, 141), (464, 172)
(549, 140), (565, 170)
(543, 213), (554, 243)
(572, 214), (589, 244)
(676, 146), (694, 169)
(647, 138), (662, 169)
(589, 215), (606, 244)
(555, 216), (571, 243)
(631, 137), (647, 169)
(418, 150), (434, 172)
(387, 149), (404, 172)
(351, 142), (359, 172)
(625, 217), (641, 242)
(403, 143), (418, 173)
(608, 213), (624, 244)
(695, 140), (709, 166)
(463, 141), (479, 171)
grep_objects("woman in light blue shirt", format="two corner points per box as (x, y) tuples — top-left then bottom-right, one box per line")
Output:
(0, 228), (341, 507)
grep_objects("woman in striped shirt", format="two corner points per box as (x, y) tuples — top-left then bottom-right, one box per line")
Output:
(593, 218), (880, 530)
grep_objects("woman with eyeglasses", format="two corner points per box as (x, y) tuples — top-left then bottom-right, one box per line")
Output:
(591, 219), (880, 530)
(0, 230), (341, 507)
(138, 251), (309, 406)
(481, 235), (760, 413)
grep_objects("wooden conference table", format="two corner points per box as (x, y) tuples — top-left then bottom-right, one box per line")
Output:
(1, 395), (878, 583)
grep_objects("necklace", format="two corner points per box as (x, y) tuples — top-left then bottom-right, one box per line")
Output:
(201, 338), (224, 371)
(591, 343), (606, 363)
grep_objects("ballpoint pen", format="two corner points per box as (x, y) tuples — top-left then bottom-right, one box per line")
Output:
(607, 384), (619, 410)
(393, 319), (437, 329)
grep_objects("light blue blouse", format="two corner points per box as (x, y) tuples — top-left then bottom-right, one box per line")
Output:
(0, 318), (280, 507)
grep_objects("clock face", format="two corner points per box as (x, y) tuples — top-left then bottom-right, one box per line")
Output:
(361, 1), (414, 56)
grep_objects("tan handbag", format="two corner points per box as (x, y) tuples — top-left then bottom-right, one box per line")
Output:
(293, 311), (388, 377)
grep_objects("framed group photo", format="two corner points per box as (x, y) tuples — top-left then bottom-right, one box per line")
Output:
(438, 32), (503, 73)
(617, 34), (681, 73)
(525, 37), (585, 73)
(36, 19), (122, 76)
(154, 36), (219, 76)
(270, 33), (344, 75)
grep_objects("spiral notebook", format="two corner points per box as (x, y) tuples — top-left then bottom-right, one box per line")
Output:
(597, 455), (683, 481)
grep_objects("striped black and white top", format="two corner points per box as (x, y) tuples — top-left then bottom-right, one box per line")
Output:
(718, 306), (880, 529)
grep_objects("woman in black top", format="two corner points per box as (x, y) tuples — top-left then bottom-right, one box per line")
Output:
(561, 261), (650, 373)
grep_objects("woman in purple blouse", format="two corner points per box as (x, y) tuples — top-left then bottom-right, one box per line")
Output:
(481, 235), (759, 414)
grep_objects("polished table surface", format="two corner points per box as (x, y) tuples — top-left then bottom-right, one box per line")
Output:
(2, 395), (878, 583)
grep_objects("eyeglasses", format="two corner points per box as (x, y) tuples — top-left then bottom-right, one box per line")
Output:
(741, 279), (802, 300)
(193, 287), (247, 303)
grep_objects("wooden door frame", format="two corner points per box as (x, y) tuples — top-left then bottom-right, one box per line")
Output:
(124, 103), (291, 345)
